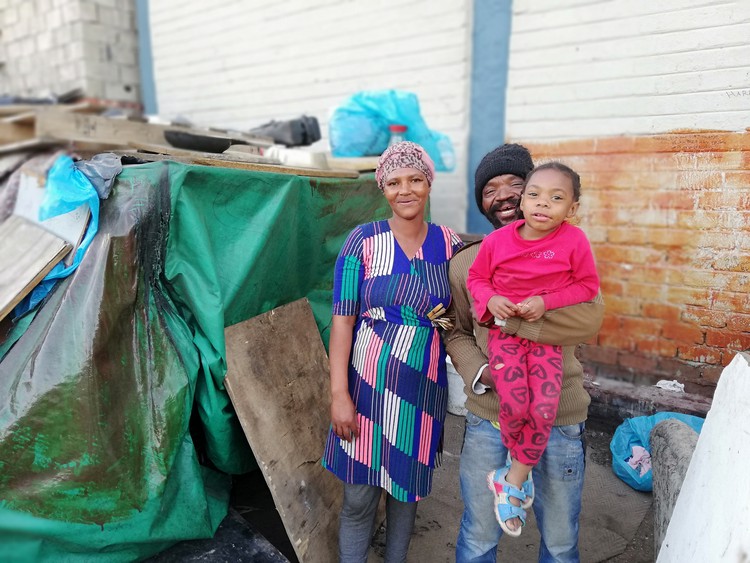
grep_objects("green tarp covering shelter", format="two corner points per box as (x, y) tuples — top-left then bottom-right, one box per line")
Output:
(0, 161), (390, 561)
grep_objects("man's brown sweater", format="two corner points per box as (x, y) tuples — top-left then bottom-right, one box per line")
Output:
(444, 242), (605, 426)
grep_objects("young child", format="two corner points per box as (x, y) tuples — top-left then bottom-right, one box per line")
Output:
(466, 162), (600, 537)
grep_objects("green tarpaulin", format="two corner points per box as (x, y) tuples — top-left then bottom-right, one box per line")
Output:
(0, 161), (390, 561)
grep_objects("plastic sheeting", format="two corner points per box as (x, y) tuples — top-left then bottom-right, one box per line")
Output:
(610, 411), (705, 492)
(0, 160), (390, 561)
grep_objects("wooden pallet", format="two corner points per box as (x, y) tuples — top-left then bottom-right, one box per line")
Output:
(0, 106), (272, 156)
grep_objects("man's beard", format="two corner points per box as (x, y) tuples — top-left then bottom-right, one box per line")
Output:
(485, 198), (521, 229)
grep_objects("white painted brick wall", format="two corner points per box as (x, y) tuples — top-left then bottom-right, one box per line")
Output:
(0, 0), (139, 103)
(149, 0), (472, 231)
(506, 0), (750, 140)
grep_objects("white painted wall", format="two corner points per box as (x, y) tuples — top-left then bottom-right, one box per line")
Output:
(148, 0), (472, 231)
(506, 0), (750, 140)
(657, 352), (750, 561)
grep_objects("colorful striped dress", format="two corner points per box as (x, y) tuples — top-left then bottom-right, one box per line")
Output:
(323, 220), (463, 501)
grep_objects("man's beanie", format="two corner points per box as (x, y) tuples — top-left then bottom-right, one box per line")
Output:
(474, 143), (534, 212)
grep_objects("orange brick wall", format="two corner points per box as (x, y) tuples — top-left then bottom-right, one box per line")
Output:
(522, 131), (750, 396)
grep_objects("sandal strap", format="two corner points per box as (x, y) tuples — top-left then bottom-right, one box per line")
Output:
(494, 499), (527, 525)
(489, 469), (527, 502)
(502, 484), (526, 503)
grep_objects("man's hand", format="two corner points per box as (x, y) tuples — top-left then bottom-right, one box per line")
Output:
(517, 295), (546, 322)
(487, 295), (519, 320)
(479, 365), (497, 392)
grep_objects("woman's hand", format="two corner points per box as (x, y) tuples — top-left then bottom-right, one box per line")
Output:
(328, 315), (359, 442)
(487, 295), (519, 320)
(331, 390), (360, 442)
(516, 296), (545, 322)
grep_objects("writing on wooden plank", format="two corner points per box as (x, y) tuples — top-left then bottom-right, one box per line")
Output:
(224, 298), (341, 563)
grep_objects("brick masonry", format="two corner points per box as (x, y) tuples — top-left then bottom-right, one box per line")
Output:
(0, 0), (140, 104)
(521, 131), (750, 396)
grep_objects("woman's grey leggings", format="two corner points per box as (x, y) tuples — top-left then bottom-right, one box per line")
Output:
(339, 483), (418, 563)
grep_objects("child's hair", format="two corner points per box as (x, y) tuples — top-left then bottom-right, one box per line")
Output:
(525, 162), (581, 201)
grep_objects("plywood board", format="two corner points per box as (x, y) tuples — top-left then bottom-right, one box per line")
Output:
(224, 299), (341, 563)
(0, 215), (71, 321)
(13, 172), (90, 265)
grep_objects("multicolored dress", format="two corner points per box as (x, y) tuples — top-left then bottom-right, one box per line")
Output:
(323, 220), (463, 501)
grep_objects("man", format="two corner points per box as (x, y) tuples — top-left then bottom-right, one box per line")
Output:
(446, 143), (604, 562)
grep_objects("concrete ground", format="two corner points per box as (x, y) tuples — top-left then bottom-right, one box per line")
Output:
(368, 414), (654, 563)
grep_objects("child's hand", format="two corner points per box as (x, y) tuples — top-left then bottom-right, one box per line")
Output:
(487, 295), (519, 320)
(517, 296), (545, 322)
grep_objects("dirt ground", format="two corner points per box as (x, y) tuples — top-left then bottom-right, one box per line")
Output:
(228, 416), (656, 563)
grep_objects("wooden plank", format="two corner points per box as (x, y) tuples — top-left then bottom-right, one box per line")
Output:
(13, 172), (91, 266)
(0, 101), (103, 124)
(0, 121), (35, 144)
(224, 299), (341, 563)
(34, 110), (170, 147)
(129, 144), (359, 178)
(33, 110), (275, 153)
(0, 138), (59, 156)
(326, 155), (380, 172)
(130, 142), (279, 165)
(189, 155), (360, 178)
(0, 215), (71, 322)
(0, 105), (51, 116)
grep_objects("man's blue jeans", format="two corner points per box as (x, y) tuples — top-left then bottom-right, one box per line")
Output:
(456, 411), (586, 563)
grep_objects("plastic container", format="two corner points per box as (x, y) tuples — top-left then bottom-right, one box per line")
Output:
(446, 355), (468, 416)
(387, 124), (407, 147)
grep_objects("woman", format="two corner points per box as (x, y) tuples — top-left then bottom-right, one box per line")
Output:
(322, 141), (463, 562)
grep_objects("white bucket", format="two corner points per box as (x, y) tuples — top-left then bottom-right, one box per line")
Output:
(446, 355), (468, 416)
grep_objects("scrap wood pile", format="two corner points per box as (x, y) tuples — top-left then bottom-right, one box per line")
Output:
(0, 100), (377, 328)
(0, 101), (363, 179)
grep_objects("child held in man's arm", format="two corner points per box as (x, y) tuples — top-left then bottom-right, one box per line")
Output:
(466, 162), (599, 537)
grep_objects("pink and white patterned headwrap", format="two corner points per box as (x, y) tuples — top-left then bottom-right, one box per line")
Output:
(375, 141), (435, 190)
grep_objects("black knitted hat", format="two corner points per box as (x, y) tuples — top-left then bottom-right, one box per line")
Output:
(474, 143), (534, 212)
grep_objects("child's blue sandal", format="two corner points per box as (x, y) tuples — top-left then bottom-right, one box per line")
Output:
(503, 457), (534, 509)
(486, 469), (527, 537)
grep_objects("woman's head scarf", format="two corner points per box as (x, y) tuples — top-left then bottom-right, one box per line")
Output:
(375, 141), (435, 190)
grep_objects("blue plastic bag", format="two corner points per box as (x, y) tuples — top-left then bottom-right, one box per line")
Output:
(329, 90), (455, 171)
(610, 411), (705, 492)
(14, 155), (100, 316)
